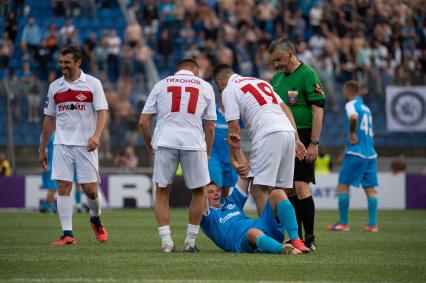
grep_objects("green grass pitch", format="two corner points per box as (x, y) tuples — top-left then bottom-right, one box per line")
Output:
(0, 209), (425, 283)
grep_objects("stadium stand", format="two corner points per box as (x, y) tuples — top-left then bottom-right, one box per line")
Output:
(1, 0), (425, 172)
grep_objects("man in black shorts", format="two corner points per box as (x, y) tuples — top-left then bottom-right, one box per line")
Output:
(268, 38), (325, 251)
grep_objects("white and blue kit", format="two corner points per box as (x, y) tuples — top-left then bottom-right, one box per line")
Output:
(208, 105), (238, 188)
(201, 187), (284, 252)
(338, 97), (378, 188)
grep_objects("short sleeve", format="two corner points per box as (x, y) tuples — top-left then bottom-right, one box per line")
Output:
(43, 84), (56, 116)
(226, 185), (248, 210)
(222, 87), (240, 122)
(92, 79), (108, 111)
(142, 82), (160, 114)
(203, 84), (217, 120)
(345, 101), (358, 119)
(305, 68), (326, 101)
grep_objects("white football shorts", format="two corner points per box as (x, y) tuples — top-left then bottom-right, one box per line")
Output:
(248, 131), (295, 188)
(153, 147), (210, 189)
(52, 144), (100, 184)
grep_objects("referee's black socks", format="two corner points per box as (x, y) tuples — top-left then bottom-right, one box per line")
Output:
(300, 196), (315, 236)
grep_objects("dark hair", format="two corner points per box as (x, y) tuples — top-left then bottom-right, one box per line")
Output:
(176, 58), (199, 71)
(268, 38), (296, 54)
(212, 64), (234, 80)
(343, 80), (359, 94)
(61, 45), (82, 62)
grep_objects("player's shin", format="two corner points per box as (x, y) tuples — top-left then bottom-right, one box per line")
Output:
(338, 194), (350, 225)
(276, 199), (299, 240)
(256, 234), (283, 254)
(367, 196), (378, 226)
(57, 195), (73, 236)
(87, 194), (101, 225)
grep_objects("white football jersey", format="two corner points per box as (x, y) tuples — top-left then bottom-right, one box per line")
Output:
(44, 71), (108, 146)
(142, 70), (217, 150)
(222, 74), (295, 144)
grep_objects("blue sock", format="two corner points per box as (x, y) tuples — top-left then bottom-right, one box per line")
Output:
(49, 203), (57, 213)
(91, 216), (100, 226)
(367, 197), (378, 226)
(276, 199), (299, 240)
(63, 230), (73, 237)
(338, 194), (350, 225)
(75, 189), (82, 204)
(255, 234), (283, 254)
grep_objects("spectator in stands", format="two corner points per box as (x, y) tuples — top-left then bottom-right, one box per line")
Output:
(4, 11), (18, 43)
(157, 29), (173, 70)
(81, 32), (98, 73)
(21, 17), (42, 58)
(106, 29), (121, 83)
(115, 145), (138, 174)
(137, 0), (159, 45)
(59, 19), (80, 46)
(27, 73), (42, 123)
(390, 152), (407, 175)
(0, 31), (14, 70)
(1, 68), (21, 122)
(125, 19), (143, 49)
(0, 152), (11, 176)
(19, 62), (38, 123)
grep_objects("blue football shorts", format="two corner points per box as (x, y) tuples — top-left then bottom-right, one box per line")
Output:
(238, 201), (285, 253)
(42, 170), (58, 191)
(338, 154), (378, 188)
(208, 156), (238, 189)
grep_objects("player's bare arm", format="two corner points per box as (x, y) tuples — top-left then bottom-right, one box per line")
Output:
(229, 148), (250, 194)
(307, 104), (323, 163)
(139, 113), (155, 155)
(39, 115), (56, 170)
(349, 115), (359, 145)
(227, 120), (241, 149)
(203, 120), (215, 159)
(280, 102), (306, 160)
(87, 109), (108, 152)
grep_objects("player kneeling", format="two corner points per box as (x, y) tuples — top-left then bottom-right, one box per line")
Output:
(200, 145), (309, 254)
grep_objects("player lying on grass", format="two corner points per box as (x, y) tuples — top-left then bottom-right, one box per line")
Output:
(200, 144), (310, 254)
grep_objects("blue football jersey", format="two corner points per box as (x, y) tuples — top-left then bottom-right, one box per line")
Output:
(201, 188), (255, 252)
(344, 97), (377, 159)
(211, 105), (230, 160)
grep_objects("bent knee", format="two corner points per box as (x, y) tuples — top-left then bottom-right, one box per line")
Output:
(247, 228), (263, 245)
(269, 189), (287, 202)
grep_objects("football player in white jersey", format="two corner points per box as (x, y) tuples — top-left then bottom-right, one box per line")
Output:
(39, 46), (109, 245)
(212, 64), (310, 252)
(139, 59), (216, 253)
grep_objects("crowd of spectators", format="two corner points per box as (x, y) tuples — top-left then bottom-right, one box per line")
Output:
(1, 0), (426, 161)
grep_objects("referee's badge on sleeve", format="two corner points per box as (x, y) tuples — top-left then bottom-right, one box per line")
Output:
(288, 90), (298, 104)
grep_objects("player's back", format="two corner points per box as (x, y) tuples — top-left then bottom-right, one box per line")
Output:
(345, 97), (377, 159)
(144, 70), (216, 151)
(222, 75), (294, 144)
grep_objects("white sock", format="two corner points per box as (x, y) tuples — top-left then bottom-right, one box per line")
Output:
(184, 224), (200, 246)
(87, 195), (101, 217)
(57, 195), (73, 232)
(158, 225), (174, 247)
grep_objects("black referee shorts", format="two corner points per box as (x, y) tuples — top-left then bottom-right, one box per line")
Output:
(294, 128), (315, 184)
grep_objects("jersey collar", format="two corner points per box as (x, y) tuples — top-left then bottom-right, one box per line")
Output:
(175, 70), (195, 76)
(228, 73), (239, 83)
(59, 69), (87, 85)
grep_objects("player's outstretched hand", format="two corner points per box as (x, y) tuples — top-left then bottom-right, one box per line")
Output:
(349, 133), (359, 145)
(295, 139), (307, 161)
(87, 135), (100, 152)
(226, 134), (241, 149)
(38, 150), (48, 171)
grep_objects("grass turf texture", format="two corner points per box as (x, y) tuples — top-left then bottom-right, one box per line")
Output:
(0, 209), (425, 283)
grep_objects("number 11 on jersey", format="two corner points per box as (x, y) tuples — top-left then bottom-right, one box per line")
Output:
(167, 86), (200, 114)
